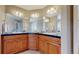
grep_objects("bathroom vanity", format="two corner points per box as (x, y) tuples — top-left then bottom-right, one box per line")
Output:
(1, 34), (28, 54)
(0, 33), (61, 54)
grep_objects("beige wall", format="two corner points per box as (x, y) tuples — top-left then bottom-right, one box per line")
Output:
(0, 5), (5, 34)
(61, 6), (72, 53)
(0, 5), (5, 53)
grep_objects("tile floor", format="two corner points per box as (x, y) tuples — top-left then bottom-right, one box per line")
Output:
(19, 50), (41, 54)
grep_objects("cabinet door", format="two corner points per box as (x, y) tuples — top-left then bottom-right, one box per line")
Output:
(16, 39), (23, 52)
(4, 39), (18, 54)
(16, 35), (28, 52)
(3, 35), (28, 54)
(21, 39), (28, 50)
(48, 43), (60, 54)
(0, 36), (1, 54)
(29, 34), (38, 50)
(16, 38), (28, 52)
(39, 40), (48, 53)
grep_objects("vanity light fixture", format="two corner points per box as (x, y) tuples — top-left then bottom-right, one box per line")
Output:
(15, 11), (19, 16)
(46, 7), (57, 16)
(15, 11), (23, 17)
(31, 13), (39, 18)
(19, 12), (23, 17)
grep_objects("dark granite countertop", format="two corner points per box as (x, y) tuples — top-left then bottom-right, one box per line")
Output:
(1, 33), (61, 38)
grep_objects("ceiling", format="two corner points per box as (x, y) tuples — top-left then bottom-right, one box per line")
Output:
(16, 5), (47, 10)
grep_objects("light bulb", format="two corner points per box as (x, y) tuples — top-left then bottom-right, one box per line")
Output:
(47, 9), (50, 13)
(15, 11), (19, 16)
(31, 13), (39, 18)
(43, 16), (46, 19)
(19, 13), (23, 17)
(50, 7), (55, 11)
(44, 19), (49, 22)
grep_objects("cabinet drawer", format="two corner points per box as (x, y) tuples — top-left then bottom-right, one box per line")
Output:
(15, 35), (28, 39)
(3, 35), (28, 40)
(3, 36), (17, 40)
(47, 38), (60, 44)
(39, 35), (60, 44)
(39, 35), (46, 41)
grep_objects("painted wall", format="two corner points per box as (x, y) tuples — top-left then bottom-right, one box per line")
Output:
(61, 6), (72, 54)
(0, 5), (5, 34)
(0, 5), (5, 53)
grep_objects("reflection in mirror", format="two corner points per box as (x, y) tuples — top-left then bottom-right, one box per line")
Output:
(3, 13), (23, 34)
(29, 16), (43, 33)
(56, 14), (61, 32)
(42, 6), (61, 34)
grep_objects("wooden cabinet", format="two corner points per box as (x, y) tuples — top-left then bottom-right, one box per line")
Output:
(38, 35), (61, 54)
(3, 39), (18, 54)
(28, 34), (38, 50)
(48, 43), (61, 54)
(38, 35), (48, 53)
(39, 40), (48, 53)
(0, 36), (1, 54)
(16, 39), (28, 52)
(15, 35), (28, 52)
(3, 34), (28, 54)
(1, 34), (60, 54)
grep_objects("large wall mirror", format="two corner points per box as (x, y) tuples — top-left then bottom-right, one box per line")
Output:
(3, 13), (23, 34)
(29, 13), (43, 33)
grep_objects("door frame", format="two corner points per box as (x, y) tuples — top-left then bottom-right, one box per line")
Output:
(73, 5), (79, 54)
(61, 6), (72, 54)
